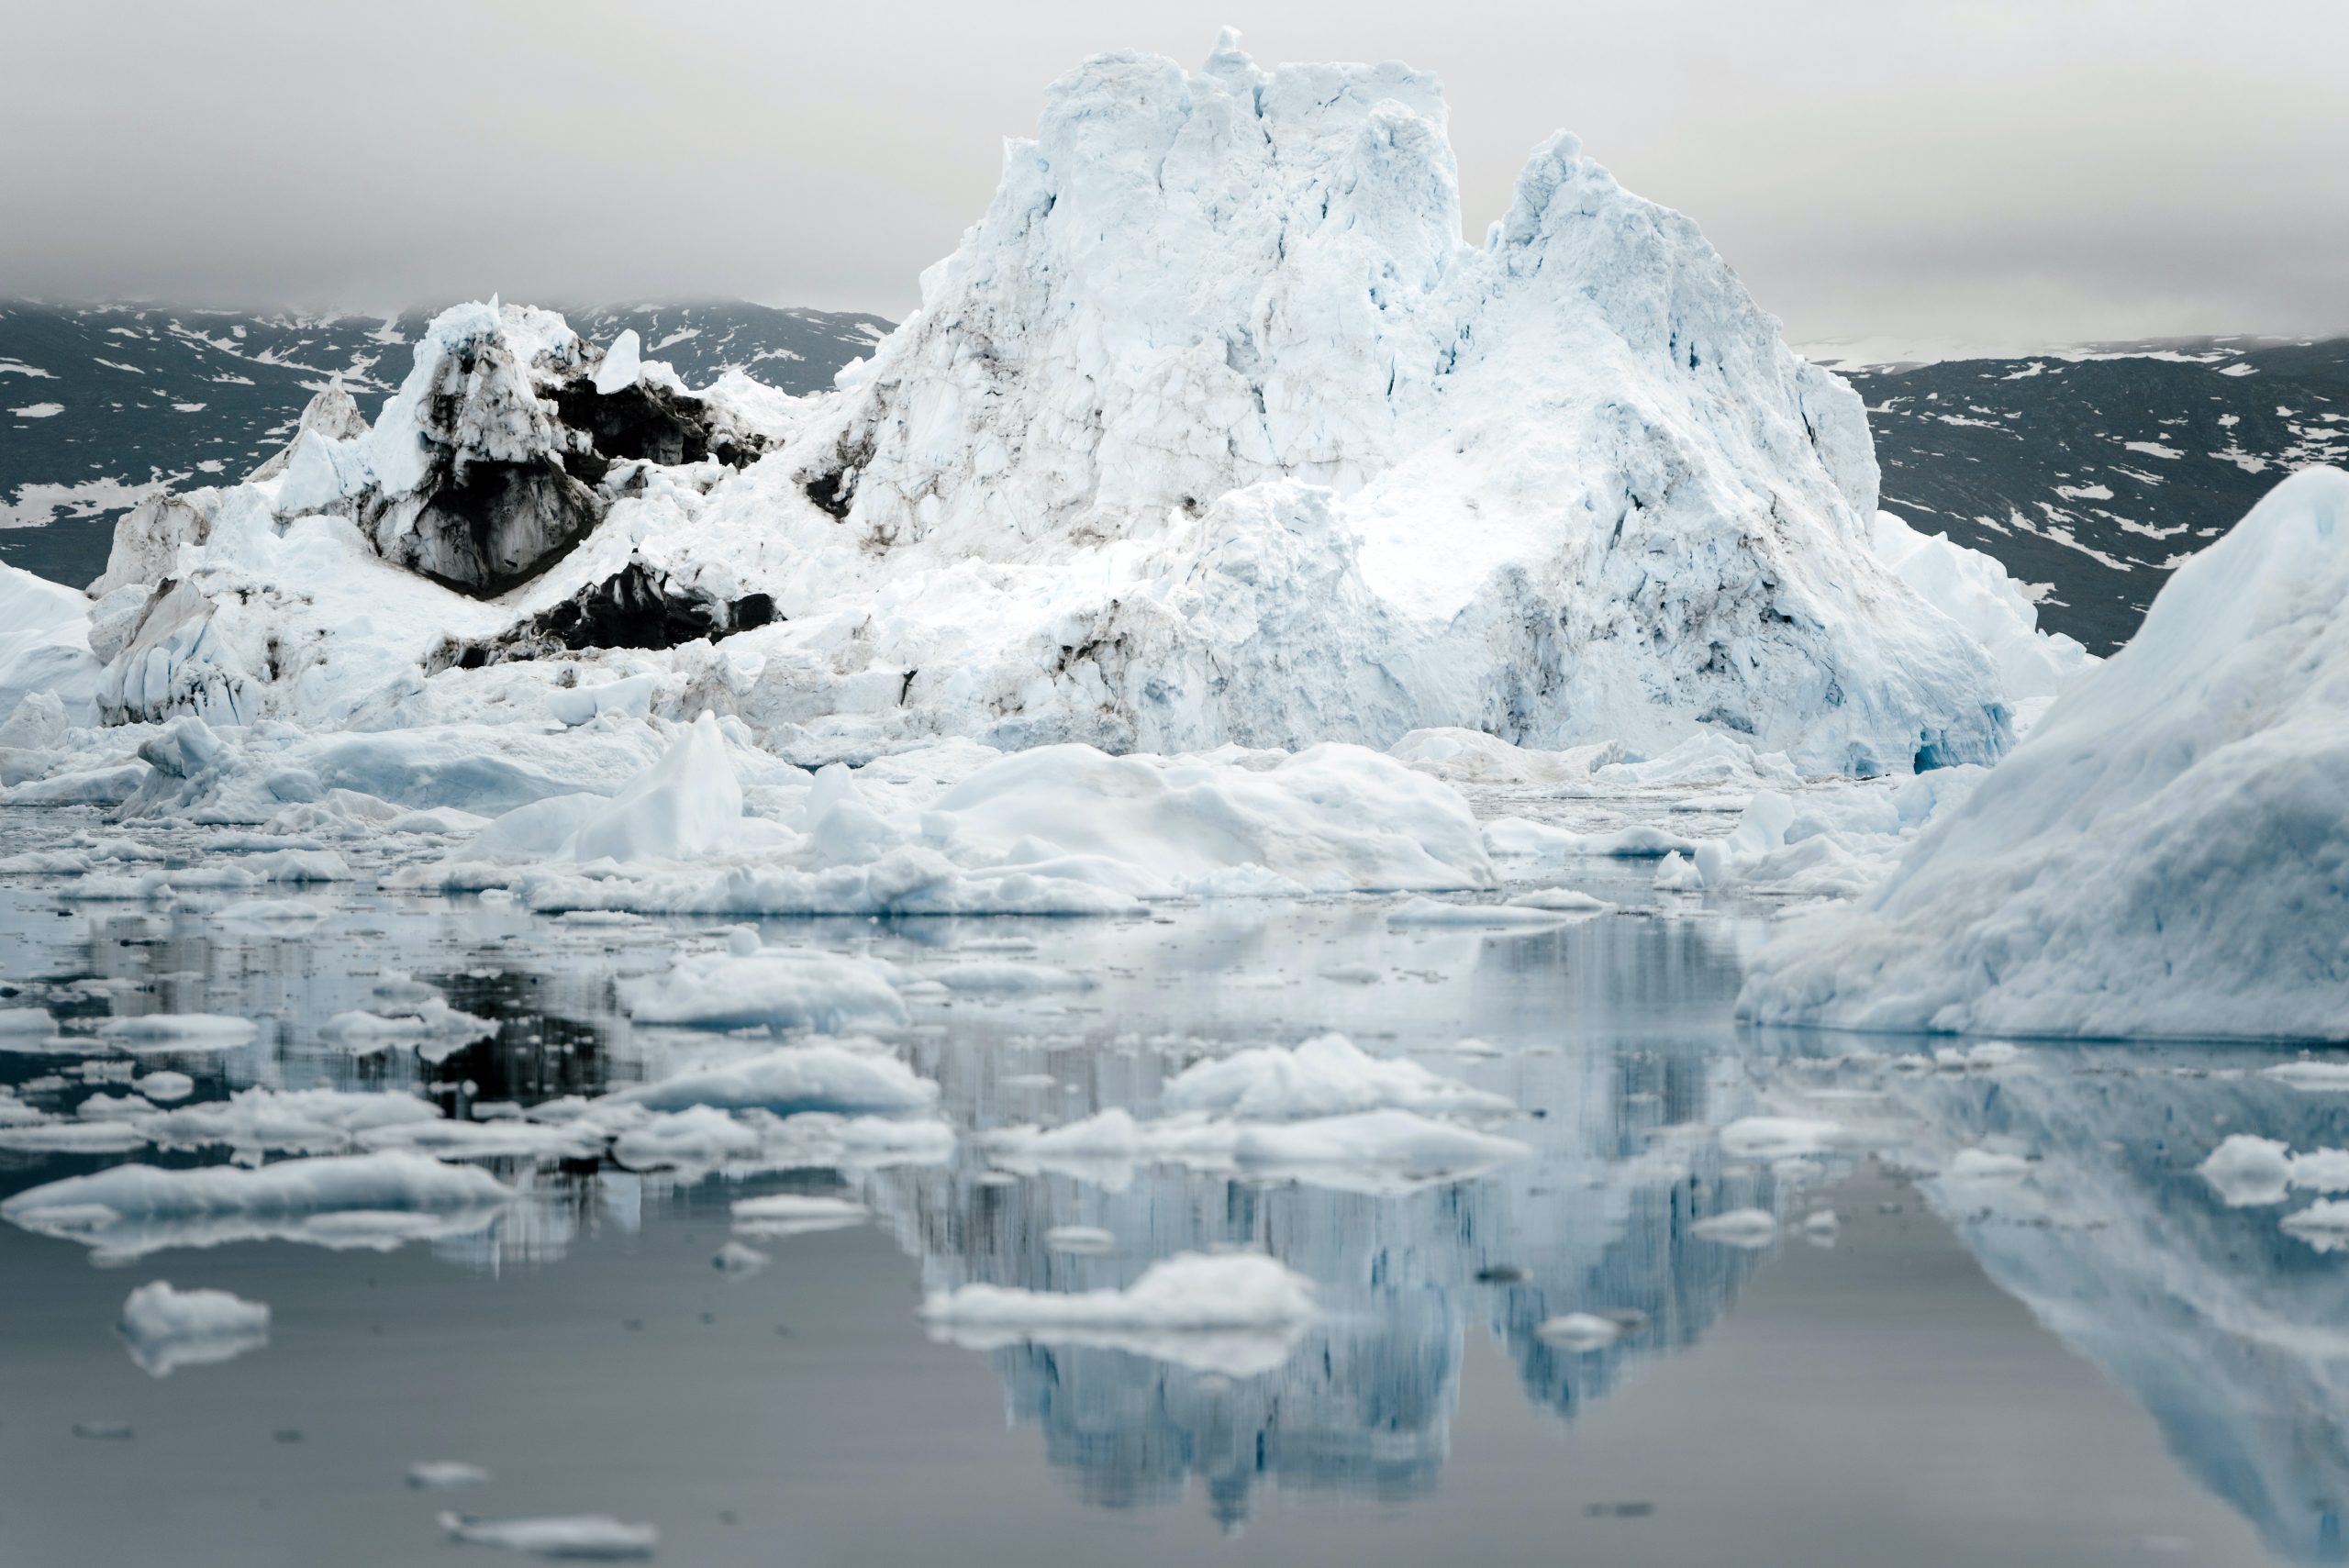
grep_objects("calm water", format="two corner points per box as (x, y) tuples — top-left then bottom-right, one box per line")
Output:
(0, 809), (2342, 1567)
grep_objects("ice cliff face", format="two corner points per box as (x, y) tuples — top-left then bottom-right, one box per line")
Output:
(774, 31), (2017, 771)
(40, 33), (2069, 774)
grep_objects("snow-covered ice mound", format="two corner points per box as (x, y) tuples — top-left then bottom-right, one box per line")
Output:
(29, 33), (2074, 784)
(1740, 467), (2349, 1040)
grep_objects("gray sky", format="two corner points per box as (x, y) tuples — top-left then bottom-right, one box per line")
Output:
(6, 0), (2346, 345)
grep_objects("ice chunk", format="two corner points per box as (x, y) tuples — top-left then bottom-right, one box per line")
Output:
(1719, 1116), (1850, 1162)
(439, 1512), (658, 1560)
(117, 1280), (270, 1377)
(711, 1240), (770, 1276)
(607, 1043), (937, 1118)
(1, 1152), (513, 1259)
(1689, 1208), (1779, 1247)
(919, 1251), (1315, 1376)
(730, 1193), (869, 1235)
(1044, 1225), (1116, 1254)
(95, 1013), (259, 1051)
(408, 1461), (493, 1489)
(1160, 1033), (1512, 1120)
(620, 947), (907, 1032)
(1532, 1313), (1621, 1351)
(608, 1106), (763, 1171)
(593, 329), (643, 395)
(142, 1085), (443, 1155)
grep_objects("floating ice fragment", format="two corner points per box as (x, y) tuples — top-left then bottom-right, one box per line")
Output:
(1044, 1225), (1116, 1254)
(729, 1193), (869, 1235)
(408, 1461), (494, 1489)
(919, 1252), (1315, 1376)
(95, 1013), (259, 1051)
(117, 1280), (270, 1377)
(1533, 1312), (1622, 1351)
(439, 1512), (658, 1560)
(1689, 1208), (1779, 1247)
(712, 1240), (770, 1276)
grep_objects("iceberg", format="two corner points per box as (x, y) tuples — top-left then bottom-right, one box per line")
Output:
(28, 35), (2067, 788)
(1741, 467), (2349, 1040)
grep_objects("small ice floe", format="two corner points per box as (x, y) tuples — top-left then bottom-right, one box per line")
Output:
(1044, 1225), (1116, 1254)
(142, 1085), (442, 1156)
(0, 1118), (150, 1152)
(1651, 851), (1703, 892)
(924, 960), (1096, 995)
(2260, 1060), (2349, 1092)
(439, 1512), (658, 1560)
(606, 1044), (937, 1118)
(318, 1000), (497, 1056)
(2199, 1135), (2349, 1207)
(1507, 887), (1612, 915)
(986, 1106), (1530, 1194)
(1689, 1208), (1779, 1248)
(711, 1240), (771, 1276)
(408, 1460), (493, 1489)
(1943, 1148), (2032, 1183)
(609, 1106), (762, 1172)
(133, 1070), (195, 1103)
(0, 1006), (58, 1036)
(1932, 1041), (2024, 1071)
(1718, 1116), (1849, 1162)
(1319, 962), (1382, 984)
(94, 1013), (259, 1051)
(618, 946), (907, 1032)
(1800, 1207), (1842, 1243)
(919, 1251), (1316, 1376)
(72, 1421), (135, 1441)
(1161, 1033), (1512, 1120)
(361, 1118), (604, 1162)
(1, 1151), (513, 1259)
(2281, 1199), (2349, 1252)
(1484, 817), (1696, 861)
(117, 1280), (270, 1376)
(2204, 1135), (2305, 1207)
(1532, 1312), (1621, 1351)
(729, 1193), (869, 1237)
(1384, 895), (1571, 929)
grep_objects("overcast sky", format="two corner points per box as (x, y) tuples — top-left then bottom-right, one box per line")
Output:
(6, 0), (2345, 346)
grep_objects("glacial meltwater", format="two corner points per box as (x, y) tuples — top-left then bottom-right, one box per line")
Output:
(0, 803), (2339, 1568)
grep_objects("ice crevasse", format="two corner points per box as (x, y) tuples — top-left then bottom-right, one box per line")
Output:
(17, 31), (2079, 781)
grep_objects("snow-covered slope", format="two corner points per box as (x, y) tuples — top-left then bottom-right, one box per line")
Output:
(1741, 465), (2349, 1040)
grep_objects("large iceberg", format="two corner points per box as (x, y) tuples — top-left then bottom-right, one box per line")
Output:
(29, 33), (2068, 780)
(1740, 466), (2349, 1041)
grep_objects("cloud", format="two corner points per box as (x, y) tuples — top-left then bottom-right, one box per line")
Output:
(6, 0), (2344, 341)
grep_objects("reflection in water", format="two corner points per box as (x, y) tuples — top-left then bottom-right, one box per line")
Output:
(1748, 1043), (2349, 1563)
(8, 837), (2349, 1557)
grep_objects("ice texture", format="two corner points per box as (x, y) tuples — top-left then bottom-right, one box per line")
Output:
(1741, 468), (2349, 1040)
